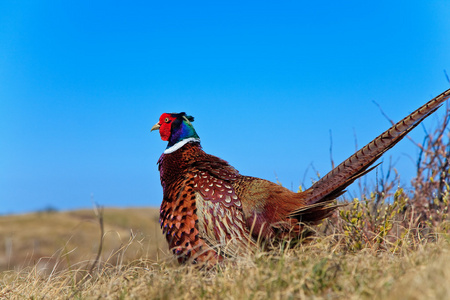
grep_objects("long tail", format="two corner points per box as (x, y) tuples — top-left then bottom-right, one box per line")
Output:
(293, 88), (450, 218)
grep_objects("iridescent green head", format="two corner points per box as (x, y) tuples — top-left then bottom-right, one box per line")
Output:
(151, 112), (200, 153)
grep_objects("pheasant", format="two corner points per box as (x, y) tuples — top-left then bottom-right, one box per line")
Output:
(151, 88), (450, 265)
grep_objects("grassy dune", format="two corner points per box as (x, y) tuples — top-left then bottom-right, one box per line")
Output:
(0, 208), (169, 274)
(1, 214), (450, 299)
(2, 187), (450, 298)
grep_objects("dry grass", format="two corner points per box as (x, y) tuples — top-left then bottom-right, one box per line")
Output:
(1, 106), (450, 299)
(0, 208), (169, 274)
(1, 230), (450, 299)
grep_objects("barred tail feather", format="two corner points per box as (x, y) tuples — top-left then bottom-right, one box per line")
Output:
(304, 88), (450, 206)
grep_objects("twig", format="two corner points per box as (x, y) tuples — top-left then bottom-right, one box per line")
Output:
(329, 130), (335, 169)
(70, 203), (105, 297)
(88, 204), (105, 275)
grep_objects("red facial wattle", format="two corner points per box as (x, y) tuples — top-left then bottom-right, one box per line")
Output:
(158, 124), (170, 141)
(158, 113), (176, 141)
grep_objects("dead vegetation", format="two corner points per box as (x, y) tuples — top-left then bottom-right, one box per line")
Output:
(0, 208), (169, 274)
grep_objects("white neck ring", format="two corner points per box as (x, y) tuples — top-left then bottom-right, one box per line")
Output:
(164, 137), (200, 154)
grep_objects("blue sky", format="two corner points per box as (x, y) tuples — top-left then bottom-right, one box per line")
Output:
(1, 1), (449, 214)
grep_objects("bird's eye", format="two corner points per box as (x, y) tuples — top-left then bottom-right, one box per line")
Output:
(164, 117), (170, 123)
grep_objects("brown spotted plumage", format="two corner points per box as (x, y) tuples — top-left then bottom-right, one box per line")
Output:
(152, 88), (450, 265)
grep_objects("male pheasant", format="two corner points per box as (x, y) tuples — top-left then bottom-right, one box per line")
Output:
(151, 88), (450, 265)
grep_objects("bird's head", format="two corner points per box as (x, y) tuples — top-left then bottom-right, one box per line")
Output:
(151, 112), (200, 151)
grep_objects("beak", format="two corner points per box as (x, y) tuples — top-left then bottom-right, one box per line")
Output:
(151, 122), (161, 132)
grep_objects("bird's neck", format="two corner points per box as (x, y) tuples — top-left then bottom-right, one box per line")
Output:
(158, 142), (203, 191)
(164, 137), (201, 154)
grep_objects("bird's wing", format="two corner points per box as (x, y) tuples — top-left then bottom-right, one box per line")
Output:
(190, 167), (257, 258)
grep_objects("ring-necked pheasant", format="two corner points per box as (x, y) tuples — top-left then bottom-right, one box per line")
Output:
(151, 88), (450, 265)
